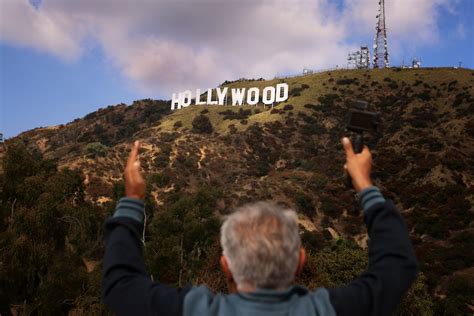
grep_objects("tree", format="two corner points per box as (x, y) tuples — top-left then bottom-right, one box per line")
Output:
(0, 143), (106, 314)
(145, 187), (221, 286)
(1, 141), (38, 198)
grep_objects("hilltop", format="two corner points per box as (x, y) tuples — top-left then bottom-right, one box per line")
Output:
(1, 67), (473, 314)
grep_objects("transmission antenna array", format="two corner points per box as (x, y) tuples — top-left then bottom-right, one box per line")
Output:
(373, 0), (389, 68)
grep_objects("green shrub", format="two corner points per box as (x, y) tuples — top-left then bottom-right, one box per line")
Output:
(388, 81), (399, 89)
(219, 108), (251, 120)
(304, 103), (318, 110)
(289, 84), (309, 97)
(396, 273), (434, 316)
(148, 173), (171, 188)
(106, 111), (124, 124)
(301, 230), (325, 251)
(116, 121), (139, 139)
(413, 80), (423, 87)
(336, 78), (356, 85)
(415, 90), (431, 101)
(436, 276), (474, 315)
(298, 239), (367, 289)
(321, 200), (341, 218)
(295, 192), (314, 218)
(173, 121), (183, 128)
(317, 94), (340, 107)
(192, 114), (213, 134)
(85, 142), (108, 157)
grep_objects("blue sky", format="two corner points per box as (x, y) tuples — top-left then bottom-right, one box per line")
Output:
(0, 44), (141, 138)
(0, 0), (473, 138)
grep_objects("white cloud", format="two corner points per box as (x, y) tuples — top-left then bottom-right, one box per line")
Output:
(0, 0), (458, 95)
(0, 0), (85, 61)
(90, 0), (354, 93)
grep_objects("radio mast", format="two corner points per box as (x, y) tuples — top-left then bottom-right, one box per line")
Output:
(373, 0), (389, 68)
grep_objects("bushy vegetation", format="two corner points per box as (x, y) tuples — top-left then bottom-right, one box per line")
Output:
(283, 104), (294, 111)
(298, 240), (434, 315)
(336, 78), (356, 85)
(192, 114), (214, 134)
(173, 120), (183, 129)
(85, 142), (108, 157)
(219, 108), (251, 120)
(317, 93), (341, 108)
(435, 275), (474, 315)
(145, 187), (221, 286)
(289, 84), (310, 97)
(295, 192), (314, 218)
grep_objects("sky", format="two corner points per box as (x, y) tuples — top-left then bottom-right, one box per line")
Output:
(0, 0), (473, 138)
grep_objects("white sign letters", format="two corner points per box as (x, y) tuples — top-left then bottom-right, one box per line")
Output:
(171, 83), (289, 110)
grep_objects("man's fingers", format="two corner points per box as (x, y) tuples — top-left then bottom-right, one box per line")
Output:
(132, 161), (144, 180)
(127, 141), (140, 168)
(128, 158), (142, 181)
(123, 140), (146, 199)
(126, 141), (141, 183)
(361, 146), (371, 157)
(342, 137), (355, 158)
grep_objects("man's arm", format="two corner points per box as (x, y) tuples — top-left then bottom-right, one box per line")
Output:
(101, 141), (190, 315)
(327, 138), (418, 316)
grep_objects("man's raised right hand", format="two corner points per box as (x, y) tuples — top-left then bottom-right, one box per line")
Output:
(342, 137), (373, 193)
(124, 141), (146, 200)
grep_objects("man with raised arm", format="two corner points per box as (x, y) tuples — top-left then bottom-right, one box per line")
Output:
(102, 138), (418, 315)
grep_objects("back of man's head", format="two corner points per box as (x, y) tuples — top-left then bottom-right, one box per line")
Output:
(220, 201), (301, 291)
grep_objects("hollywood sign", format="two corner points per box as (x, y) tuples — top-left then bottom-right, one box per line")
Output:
(171, 83), (289, 110)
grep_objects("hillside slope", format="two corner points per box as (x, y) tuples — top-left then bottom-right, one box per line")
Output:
(2, 67), (474, 314)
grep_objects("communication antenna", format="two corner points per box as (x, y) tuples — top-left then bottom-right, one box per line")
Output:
(303, 68), (313, 75)
(347, 47), (370, 69)
(373, 0), (389, 68)
(412, 58), (421, 68)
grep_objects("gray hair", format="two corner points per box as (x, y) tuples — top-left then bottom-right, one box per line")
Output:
(220, 201), (301, 290)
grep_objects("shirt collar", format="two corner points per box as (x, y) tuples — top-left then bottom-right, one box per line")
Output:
(237, 285), (308, 303)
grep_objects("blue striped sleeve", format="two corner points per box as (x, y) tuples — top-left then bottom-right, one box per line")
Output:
(359, 186), (386, 212)
(113, 197), (145, 223)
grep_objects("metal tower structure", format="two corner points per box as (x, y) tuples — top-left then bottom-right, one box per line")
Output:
(348, 47), (370, 69)
(373, 0), (389, 68)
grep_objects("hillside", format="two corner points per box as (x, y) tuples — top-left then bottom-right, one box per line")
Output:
(1, 67), (473, 314)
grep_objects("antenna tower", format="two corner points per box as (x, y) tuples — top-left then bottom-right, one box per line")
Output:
(373, 0), (389, 68)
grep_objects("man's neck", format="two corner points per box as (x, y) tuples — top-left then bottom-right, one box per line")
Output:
(237, 284), (288, 293)
(237, 284), (256, 293)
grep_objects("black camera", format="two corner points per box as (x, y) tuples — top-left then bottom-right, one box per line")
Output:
(346, 101), (379, 154)
(345, 101), (380, 189)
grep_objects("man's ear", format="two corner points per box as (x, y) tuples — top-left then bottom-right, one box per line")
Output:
(221, 256), (238, 293)
(220, 256), (233, 281)
(295, 247), (306, 276)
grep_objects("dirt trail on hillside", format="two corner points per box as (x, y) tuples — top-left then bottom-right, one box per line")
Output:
(197, 146), (207, 169)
